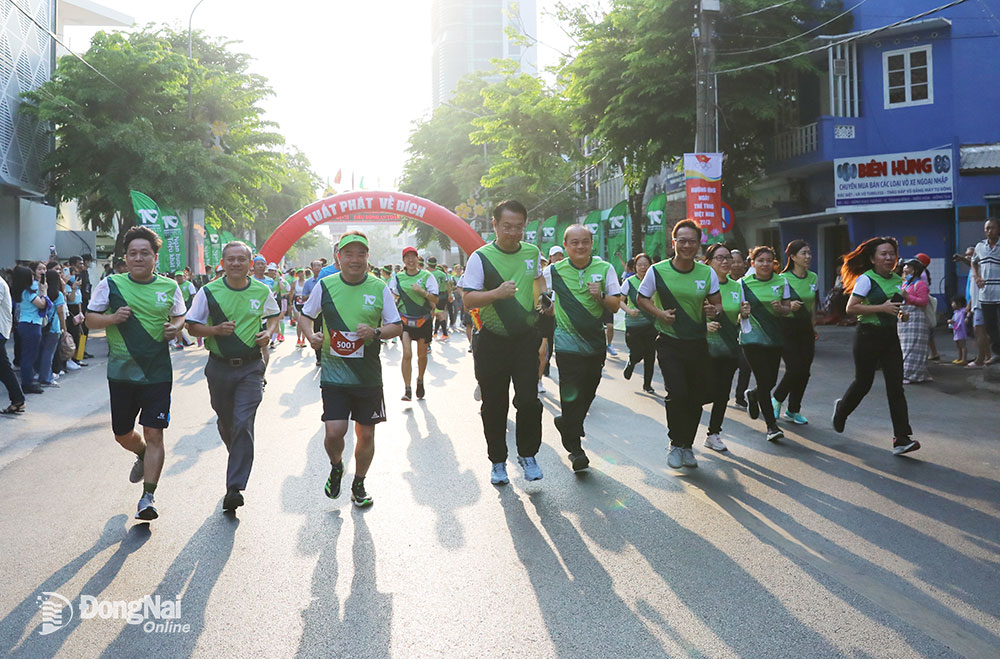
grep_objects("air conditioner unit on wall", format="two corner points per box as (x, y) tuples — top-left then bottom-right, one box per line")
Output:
(833, 59), (849, 77)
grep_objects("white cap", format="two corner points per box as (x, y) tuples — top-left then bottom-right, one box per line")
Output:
(266, 262), (278, 271)
(548, 246), (564, 257)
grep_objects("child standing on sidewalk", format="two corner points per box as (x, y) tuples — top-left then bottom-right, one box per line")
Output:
(949, 295), (968, 364)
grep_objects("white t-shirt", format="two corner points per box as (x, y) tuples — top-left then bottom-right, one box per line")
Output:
(973, 238), (1000, 303)
(0, 276), (11, 339)
(851, 274), (874, 298)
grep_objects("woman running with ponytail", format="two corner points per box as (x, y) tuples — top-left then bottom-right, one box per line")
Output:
(772, 240), (819, 425)
(619, 252), (657, 394)
(739, 245), (791, 442)
(831, 237), (920, 455)
(703, 243), (750, 452)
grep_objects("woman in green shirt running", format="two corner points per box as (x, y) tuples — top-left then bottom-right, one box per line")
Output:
(739, 245), (791, 442)
(832, 237), (919, 456)
(703, 243), (751, 452)
(772, 240), (819, 425)
(619, 252), (657, 393)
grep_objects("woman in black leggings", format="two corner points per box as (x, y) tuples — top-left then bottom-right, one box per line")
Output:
(739, 246), (791, 442)
(831, 236), (919, 456)
(772, 240), (819, 425)
(619, 253), (657, 394)
(703, 243), (751, 452)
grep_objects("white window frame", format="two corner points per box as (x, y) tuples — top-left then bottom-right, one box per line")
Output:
(882, 45), (934, 109)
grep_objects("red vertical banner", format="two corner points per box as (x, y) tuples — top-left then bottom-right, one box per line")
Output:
(684, 153), (723, 244)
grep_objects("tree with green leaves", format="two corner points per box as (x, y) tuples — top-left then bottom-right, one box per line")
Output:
(253, 148), (323, 261)
(561, 0), (848, 253)
(21, 26), (288, 254)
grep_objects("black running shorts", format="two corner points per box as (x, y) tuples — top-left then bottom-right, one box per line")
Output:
(321, 385), (386, 425)
(108, 380), (172, 436)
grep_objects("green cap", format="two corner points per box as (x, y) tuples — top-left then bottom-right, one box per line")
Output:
(337, 234), (369, 251)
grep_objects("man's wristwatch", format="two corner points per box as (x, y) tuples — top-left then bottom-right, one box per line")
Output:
(374, 327), (382, 339)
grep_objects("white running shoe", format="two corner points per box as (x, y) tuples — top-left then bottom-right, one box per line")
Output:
(704, 434), (727, 452)
(537, 381), (545, 395)
(65, 360), (81, 371)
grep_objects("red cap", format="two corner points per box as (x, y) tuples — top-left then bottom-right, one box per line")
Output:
(915, 253), (931, 267)
(402, 246), (418, 258)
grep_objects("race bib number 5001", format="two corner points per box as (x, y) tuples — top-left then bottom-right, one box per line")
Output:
(329, 330), (365, 358)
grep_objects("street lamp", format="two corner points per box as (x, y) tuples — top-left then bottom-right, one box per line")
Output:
(186, 0), (208, 274)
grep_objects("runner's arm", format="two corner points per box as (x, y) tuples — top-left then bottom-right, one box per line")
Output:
(84, 278), (123, 328)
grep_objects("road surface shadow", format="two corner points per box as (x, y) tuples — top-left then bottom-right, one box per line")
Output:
(402, 406), (480, 549)
(499, 451), (843, 657)
(98, 509), (239, 657)
(0, 515), (148, 657)
(296, 513), (392, 658)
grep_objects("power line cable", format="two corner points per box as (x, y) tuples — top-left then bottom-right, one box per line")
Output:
(714, 0), (970, 74)
(8, 0), (124, 91)
(731, 0), (799, 19)
(719, 0), (871, 55)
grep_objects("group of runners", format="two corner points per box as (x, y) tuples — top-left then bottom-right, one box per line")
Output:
(88, 199), (931, 521)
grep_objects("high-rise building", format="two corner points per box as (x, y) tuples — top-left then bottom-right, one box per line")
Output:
(431, 0), (537, 108)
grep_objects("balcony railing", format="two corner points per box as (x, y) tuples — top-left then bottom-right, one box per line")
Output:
(774, 123), (818, 161)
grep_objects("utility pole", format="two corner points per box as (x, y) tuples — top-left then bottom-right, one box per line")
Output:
(695, 0), (720, 153)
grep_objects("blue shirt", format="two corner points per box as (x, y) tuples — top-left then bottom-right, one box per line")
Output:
(317, 264), (340, 280)
(19, 284), (45, 325)
(46, 292), (65, 333)
(303, 265), (339, 298)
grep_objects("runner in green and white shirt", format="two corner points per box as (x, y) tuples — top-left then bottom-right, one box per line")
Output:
(772, 240), (819, 425)
(86, 226), (187, 521)
(462, 200), (545, 485)
(637, 219), (722, 470)
(548, 225), (622, 472)
(300, 231), (402, 507)
(389, 246), (438, 401)
(185, 241), (280, 512)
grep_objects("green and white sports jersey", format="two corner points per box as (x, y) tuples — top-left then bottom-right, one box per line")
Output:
(430, 269), (450, 297)
(185, 277), (280, 358)
(637, 259), (720, 340)
(463, 241), (542, 337)
(550, 257), (621, 355)
(852, 269), (904, 328)
(301, 273), (402, 387)
(780, 269), (819, 323)
(707, 277), (743, 359)
(88, 273), (187, 384)
(621, 274), (655, 328)
(740, 273), (791, 347)
(390, 269), (438, 319)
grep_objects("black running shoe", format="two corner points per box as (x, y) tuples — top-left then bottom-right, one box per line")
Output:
(325, 462), (344, 499)
(623, 362), (634, 380)
(746, 388), (759, 420)
(401, 387), (412, 402)
(351, 482), (373, 507)
(569, 452), (590, 472)
(223, 489), (244, 511)
(892, 437), (921, 456)
(832, 398), (846, 433)
(416, 380), (425, 399)
(643, 385), (655, 394)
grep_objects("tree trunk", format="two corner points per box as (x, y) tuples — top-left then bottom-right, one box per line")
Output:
(626, 178), (648, 258)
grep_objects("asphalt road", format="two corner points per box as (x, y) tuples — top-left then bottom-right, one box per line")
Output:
(0, 326), (998, 658)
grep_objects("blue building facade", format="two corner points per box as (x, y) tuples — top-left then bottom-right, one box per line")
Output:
(742, 0), (1000, 305)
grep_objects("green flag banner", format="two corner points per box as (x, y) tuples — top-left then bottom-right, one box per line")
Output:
(644, 193), (668, 261)
(160, 207), (186, 273)
(205, 224), (222, 271)
(539, 215), (559, 255)
(129, 190), (167, 273)
(583, 210), (604, 258)
(524, 219), (540, 247)
(605, 200), (629, 272)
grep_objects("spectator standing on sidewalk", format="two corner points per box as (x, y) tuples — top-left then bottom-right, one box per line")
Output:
(972, 218), (1000, 362)
(0, 272), (25, 413)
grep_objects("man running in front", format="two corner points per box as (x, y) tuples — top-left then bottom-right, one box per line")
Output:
(85, 226), (187, 520)
(462, 200), (545, 485)
(549, 225), (622, 471)
(300, 232), (402, 507)
(389, 246), (438, 401)
(185, 241), (280, 512)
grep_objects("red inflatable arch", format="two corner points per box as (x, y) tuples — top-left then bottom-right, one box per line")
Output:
(258, 190), (485, 263)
